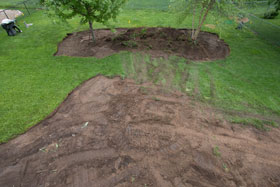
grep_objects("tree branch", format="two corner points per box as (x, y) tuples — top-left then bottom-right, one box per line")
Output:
(193, 0), (215, 41)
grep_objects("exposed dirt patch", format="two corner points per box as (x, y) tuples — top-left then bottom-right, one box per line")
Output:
(0, 76), (280, 187)
(55, 27), (230, 61)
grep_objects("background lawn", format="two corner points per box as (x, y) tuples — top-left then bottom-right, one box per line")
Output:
(267, 15), (280, 26)
(0, 0), (280, 142)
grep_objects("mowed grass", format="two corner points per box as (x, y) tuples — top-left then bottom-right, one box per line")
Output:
(0, 0), (27, 8)
(125, 0), (170, 10)
(267, 15), (280, 26)
(0, 2), (280, 142)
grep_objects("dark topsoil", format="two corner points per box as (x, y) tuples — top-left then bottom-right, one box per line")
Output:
(55, 27), (230, 61)
(0, 76), (280, 187)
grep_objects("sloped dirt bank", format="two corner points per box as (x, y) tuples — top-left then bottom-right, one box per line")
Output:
(55, 27), (230, 61)
(0, 76), (280, 187)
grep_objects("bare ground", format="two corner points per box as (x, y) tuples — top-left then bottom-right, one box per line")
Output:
(55, 27), (230, 61)
(0, 76), (280, 187)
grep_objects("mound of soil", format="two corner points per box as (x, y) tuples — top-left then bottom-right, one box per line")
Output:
(1, 76), (280, 187)
(55, 27), (230, 61)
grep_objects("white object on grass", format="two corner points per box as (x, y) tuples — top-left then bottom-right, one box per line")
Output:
(24, 21), (33, 28)
(81, 122), (89, 129)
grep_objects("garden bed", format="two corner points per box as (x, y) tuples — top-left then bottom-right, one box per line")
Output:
(56, 27), (230, 61)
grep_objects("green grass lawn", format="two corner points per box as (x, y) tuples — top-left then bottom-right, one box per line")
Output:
(125, 0), (170, 11)
(245, 5), (280, 26)
(0, 0), (28, 8)
(234, 3), (280, 46)
(0, 0), (23, 5)
(267, 15), (280, 26)
(0, 2), (280, 142)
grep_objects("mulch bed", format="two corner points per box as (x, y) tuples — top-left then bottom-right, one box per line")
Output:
(55, 27), (230, 61)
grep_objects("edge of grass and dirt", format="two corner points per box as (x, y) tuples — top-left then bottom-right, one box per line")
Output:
(0, 2), (280, 143)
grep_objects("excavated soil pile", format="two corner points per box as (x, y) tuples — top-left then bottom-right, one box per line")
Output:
(1, 76), (280, 187)
(55, 28), (230, 61)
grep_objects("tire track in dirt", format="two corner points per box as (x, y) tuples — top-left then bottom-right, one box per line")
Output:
(132, 53), (149, 84)
(93, 166), (141, 187)
(205, 66), (216, 101)
(122, 53), (135, 80)
(179, 66), (190, 93)
(149, 165), (173, 187)
(123, 54), (190, 95)
(53, 149), (118, 171)
(193, 67), (201, 99)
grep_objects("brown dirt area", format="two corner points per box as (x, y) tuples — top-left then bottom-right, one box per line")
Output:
(55, 27), (230, 61)
(1, 76), (280, 187)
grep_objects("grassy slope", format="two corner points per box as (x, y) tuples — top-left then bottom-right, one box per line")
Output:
(244, 4), (280, 26)
(0, 4), (280, 142)
(0, 0), (28, 8)
(0, 12), (126, 142)
(267, 15), (280, 26)
(234, 3), (280, 46)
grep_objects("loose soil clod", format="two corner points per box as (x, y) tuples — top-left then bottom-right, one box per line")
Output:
(0, 76), (280, 187)
(55, 27), (230, 61)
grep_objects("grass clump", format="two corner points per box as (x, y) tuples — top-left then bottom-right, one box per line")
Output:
(122, 40), (138, 48)
(213, 146), (221, 157)
(229, 117), (279, 130)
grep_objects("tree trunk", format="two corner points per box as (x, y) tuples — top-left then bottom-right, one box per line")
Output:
(193, 0), (214, 42)
(193, 4), (206, 41)
(89, 20), (95, 42)
(191, 1), (197, 40)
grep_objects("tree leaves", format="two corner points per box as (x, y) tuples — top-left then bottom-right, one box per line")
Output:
(41, 0), (127, 41)
(170, 0), (244, 42)
(42, 0), (127, 25)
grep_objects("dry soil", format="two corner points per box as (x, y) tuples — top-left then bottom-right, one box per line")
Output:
(0, 76), (280, 187)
